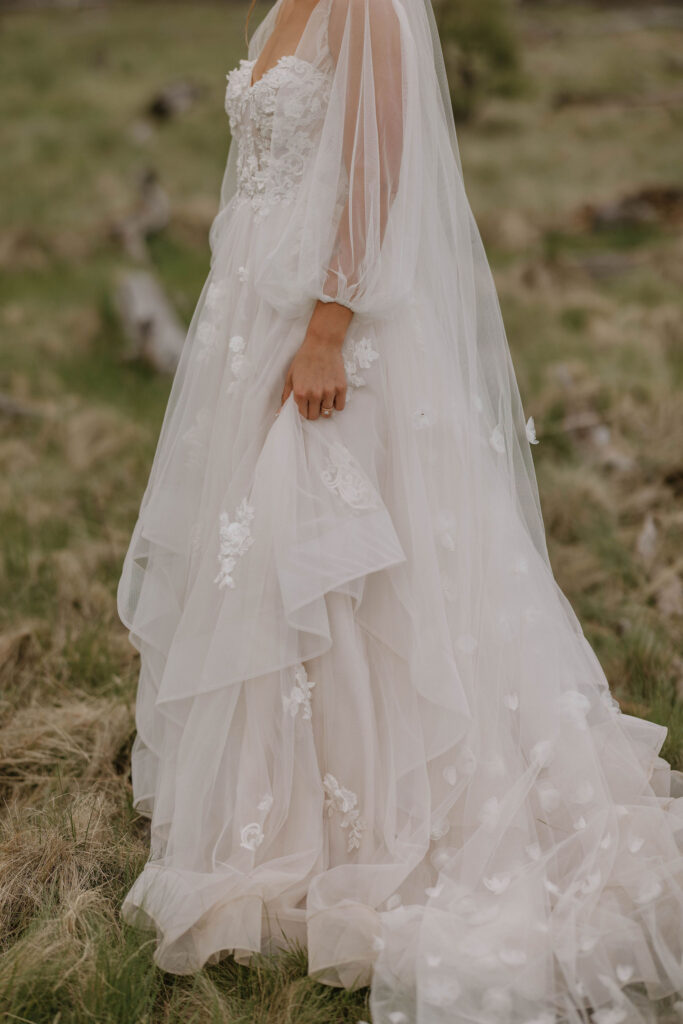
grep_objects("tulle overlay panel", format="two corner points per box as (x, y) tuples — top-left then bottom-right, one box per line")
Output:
(119, 195), (683, 1021)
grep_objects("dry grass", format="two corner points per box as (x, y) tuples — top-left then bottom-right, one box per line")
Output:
(0, 1), (681, 1020)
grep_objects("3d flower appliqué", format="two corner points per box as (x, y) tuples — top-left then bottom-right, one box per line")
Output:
(323, 772), (366, 852)
(214, 497), (255, 589)
(282, 663), (316, 720)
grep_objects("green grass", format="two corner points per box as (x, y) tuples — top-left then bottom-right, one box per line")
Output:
(0, 1), (682, 1020)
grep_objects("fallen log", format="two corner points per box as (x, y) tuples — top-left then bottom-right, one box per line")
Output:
(114, 270), (186, 374)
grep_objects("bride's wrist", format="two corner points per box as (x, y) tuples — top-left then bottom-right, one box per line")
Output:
(306, 299), (353, 349)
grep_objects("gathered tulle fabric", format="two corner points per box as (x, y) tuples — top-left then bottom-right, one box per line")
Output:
(118, 0), (683, 1019)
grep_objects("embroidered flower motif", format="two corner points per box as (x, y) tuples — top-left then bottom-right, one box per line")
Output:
(257, 793), (273, 813)
(525, 842), (542, 861)
(425, 883), (443, 899)
(484, 873), (511, 895)
(530, 739), (555, 768)
(237, 265), (249, 283)
(182, 409), (211, 468)
(430, 819), (450, 840)
(227, 334), (253, 393)
(616, 964), (634, 984)
(205, 280), (227, 311)
(489, 424), (506, 454)
(340, 335), (379, 394)
(322, 772), (366, 852)
(442, 764), (458, 785)
(321, 442), (379, 511)
(599, 833), (613, 849)
(627, 834), (645, 853)
(214, 497), (255, 589)
(196, 319), (220, 362)
(385, 893), (402, 910)
(282, 663), (316, 720)
(240, 821), (264, 850)
(412, 406), (436, 430)
(634, 874), (663, 904)
(526, 416), (539, 444)
(478, 796), (501, 831)
(503, 692), (519, 711)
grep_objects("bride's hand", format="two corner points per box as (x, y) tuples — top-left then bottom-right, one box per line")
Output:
(280, 300), (353, 420)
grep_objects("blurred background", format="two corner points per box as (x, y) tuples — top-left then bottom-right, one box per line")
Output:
(1, 0), (682, 1019)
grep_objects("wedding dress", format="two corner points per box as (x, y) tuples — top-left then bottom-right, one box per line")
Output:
(117, 0), (683, 1019)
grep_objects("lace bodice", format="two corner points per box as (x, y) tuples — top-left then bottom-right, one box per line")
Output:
(225, 56), (333, 217)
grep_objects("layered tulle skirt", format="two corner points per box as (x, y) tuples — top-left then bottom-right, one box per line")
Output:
(118, 195), (683, 1023)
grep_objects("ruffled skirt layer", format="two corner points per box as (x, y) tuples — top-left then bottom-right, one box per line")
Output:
(118, 197), (683, 1022)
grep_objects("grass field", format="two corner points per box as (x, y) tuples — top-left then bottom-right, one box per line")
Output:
(1, 2), (682, 1020)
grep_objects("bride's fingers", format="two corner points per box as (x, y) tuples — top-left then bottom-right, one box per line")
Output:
(333, 387), (346, 412)
(280, 373), (293, 407)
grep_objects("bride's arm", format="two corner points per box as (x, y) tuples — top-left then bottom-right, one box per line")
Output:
(280, 299), (352, 419)
(280, 0), (405, 421)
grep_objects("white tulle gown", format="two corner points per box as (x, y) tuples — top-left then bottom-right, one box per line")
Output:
(117, 0), (683, 1019)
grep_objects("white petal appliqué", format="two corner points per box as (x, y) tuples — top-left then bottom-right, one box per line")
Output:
(282, 663), (316, 720)
(214, 497), (255, 589)
(321, 442), (380, 511)
(484, 873), (511, 895)
(489, 424), (506, 454)
(323, 772), (366, 852)
(616, 963), (634, 984)
(526, 416), (539, 444)
(240, 821), (264, 851)
(342, 334), (379, 392)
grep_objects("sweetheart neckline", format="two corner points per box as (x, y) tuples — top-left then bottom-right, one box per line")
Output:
(245, 54), (304, 90)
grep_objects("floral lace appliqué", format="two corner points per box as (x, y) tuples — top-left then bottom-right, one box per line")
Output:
(321, 442), (380, 512)
(282, 663), (316, 720)
(214, 497), (255, 589)
(323, 772), (366, 852)
(240, 821), (264, 851)
(342, 334), (380, 393)
(225, 57), (332, 217)
(227, 334), (253, 393)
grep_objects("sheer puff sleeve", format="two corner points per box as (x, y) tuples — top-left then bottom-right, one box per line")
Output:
(254, 0), (422, 320)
